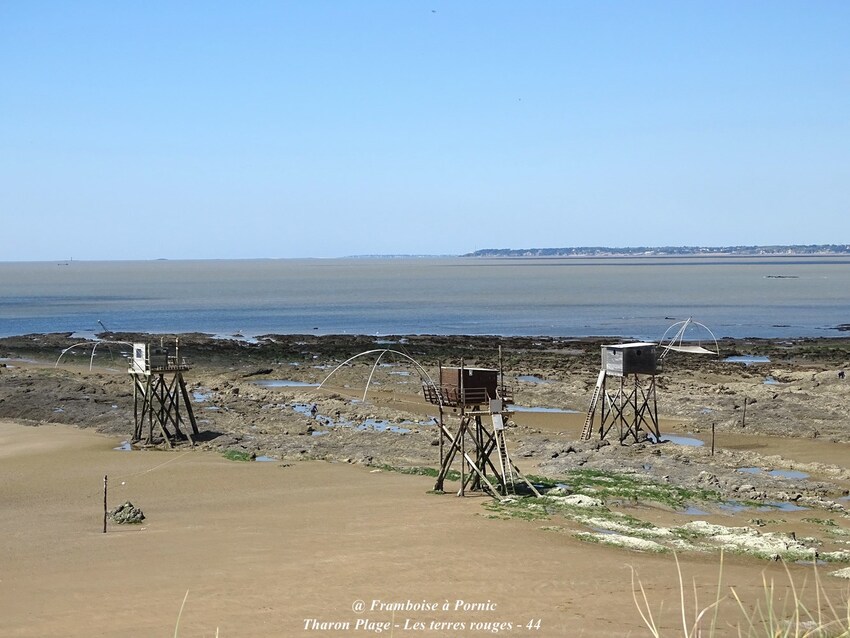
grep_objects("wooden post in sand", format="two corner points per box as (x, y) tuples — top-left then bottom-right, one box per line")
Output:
(742, 397), (747, 428)
(711, 422), (715, 456)
(103, 475), (108, 533)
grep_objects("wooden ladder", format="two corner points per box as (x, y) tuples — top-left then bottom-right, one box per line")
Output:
(580, 370), (606, 440)
(492, 413), (516, 494)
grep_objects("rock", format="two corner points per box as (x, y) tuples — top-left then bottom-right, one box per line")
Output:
(108, 501), (145, 524)
(831, 567), (850, 580)
(697, 471), (720, 487)
(560, 494), (604, 508)
(242, 368), (273, 378)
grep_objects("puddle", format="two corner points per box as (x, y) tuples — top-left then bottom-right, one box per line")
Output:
(212, 333), (259, 344)
(389, 371), (411, 376)
(795, 559), (829, 566)
(737, 467), (810, 479)
(255, 455), (277, 462)
(724, 355), (771, 365)
(760, 501), (809, 512)
(291, 404), (413, 434)
(114, 441), (133, 451)
(357, 419), (411, 434)
(769, 469), (809, 479)
(718, 502), (750, 513)
(292, 403), (317, 417)
(253, 380), (319, 388)
(648, 434), (704, 447)
(192, 391), (210, 402)
(590, 527), (618, 536)
(763, 376), (783, 385)
(720, 500), (809, 513)
(517, 375), (551, 384)
(838, 495), (850, 502)
(682, 506), (709, 516)
(512, 406), (580, 414)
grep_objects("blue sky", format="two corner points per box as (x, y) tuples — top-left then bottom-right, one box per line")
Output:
(2, 1), (848, 260)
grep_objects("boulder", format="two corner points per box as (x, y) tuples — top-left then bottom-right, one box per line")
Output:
(108, 501), (145, 524)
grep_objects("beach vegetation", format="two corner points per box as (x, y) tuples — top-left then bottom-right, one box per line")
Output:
(529, 468), (721, 509)
(374, 464), (461, 482)
(483, 478), (850, 564)
(803, 517), (839, 528)
(632, 552), (850, 637)
(222, 449), (253, 462)
(482, 498), (550, 521)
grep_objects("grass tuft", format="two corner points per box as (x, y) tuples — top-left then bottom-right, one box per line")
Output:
(222, 449), (253, 462)
(374, 464), (461, 482)
(632, 552), (850, 637)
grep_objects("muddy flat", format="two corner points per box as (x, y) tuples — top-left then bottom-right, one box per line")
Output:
(2, 419), (847, 638)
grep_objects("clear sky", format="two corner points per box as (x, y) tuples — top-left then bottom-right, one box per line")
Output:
(2, 1), (848, 260)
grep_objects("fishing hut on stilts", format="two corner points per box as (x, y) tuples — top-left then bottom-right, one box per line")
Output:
(423, 353), (540, 498)
(581, 343), (661, 443)
(129, 339), (199, 447)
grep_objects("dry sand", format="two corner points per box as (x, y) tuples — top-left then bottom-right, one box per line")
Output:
(2, 419), (847, 638)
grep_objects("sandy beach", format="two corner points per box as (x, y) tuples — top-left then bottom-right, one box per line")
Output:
(1, 333), (850, 636)
(3, 419), (846, 638)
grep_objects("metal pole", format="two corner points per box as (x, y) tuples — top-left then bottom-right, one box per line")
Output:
(498, 345), (504, 397)
(460, 425), (465, 497)
(437, 359), (443, 480)
(711, 421), (714, 456)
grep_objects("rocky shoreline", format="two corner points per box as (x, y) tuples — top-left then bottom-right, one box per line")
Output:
(2, 331), (849, 564)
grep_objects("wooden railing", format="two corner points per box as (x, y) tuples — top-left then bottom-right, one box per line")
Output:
(422, 383), (513, 407)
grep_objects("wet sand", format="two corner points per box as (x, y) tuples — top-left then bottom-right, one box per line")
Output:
(2, 419), (847, 638)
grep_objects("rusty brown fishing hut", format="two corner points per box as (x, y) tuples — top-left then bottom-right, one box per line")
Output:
(423, 360), (539, 498)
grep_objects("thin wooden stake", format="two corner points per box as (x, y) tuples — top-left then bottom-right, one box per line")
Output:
(103, 474), (108, 533)
(711, 421), (714, 456)
(742, 397), (747, 428)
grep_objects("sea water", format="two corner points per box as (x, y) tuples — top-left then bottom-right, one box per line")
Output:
(1, 256), (849, 339)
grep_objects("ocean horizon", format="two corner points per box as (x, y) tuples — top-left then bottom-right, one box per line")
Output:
(1, 256), (848, 341)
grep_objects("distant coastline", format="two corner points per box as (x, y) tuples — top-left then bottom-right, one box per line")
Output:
(464, 244), (850, 258)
